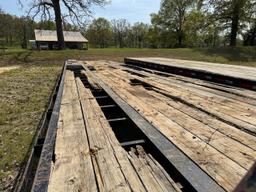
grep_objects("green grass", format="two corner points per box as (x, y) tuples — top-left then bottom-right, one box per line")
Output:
(0, 46), (255, 191)
(1, 47), (256, 68)
(0, 65), (60, 191)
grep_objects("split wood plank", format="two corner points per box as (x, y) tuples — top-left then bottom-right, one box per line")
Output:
(95, 60), (256, 109)
(81, 70), (101, 90)
(130, 146), (182, 192)
(98, 60), (256, 102)
(121, 65), (256, 106)
(99, 68), (255, 156)
(123, 61), (256, 99)
(145, 74), (256, 115)
(105, 67), (256, 154)
(128, 146), (181, 192)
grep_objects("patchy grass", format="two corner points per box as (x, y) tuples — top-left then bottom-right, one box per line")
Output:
(0, 46), (255, 191)
(0, 65), (61, 191)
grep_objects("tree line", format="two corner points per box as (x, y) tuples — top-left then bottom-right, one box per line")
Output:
(0, 9), (79, 48)
(0, 0), (256, 49)
(86, 18), (150, 48)
(151, 0), (256, 47)
(87, 0), (256, 48)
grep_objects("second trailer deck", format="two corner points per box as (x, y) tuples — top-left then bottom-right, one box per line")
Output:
(124, 57), (256, 90)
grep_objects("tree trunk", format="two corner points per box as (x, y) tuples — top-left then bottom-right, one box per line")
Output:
(230, 16), (239, 46)
(250, 25), (256, 46)
(230, 1), (241, 47)
(53, 0), (65, 49)
(21, 23), (28, 49)
(118, 33), (123, 48)
(178, 32), (183, 47)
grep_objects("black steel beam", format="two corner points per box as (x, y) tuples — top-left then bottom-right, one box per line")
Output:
(120, 139), (146, 147)
(107, 117), (127, 122)
(100, 104), (116, 109)
(84, 65), (225, 192)
(95, 95), (109, 99)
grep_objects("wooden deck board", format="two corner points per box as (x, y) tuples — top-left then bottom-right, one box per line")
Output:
(122, 65), (256, 106)
(47, 59), (256, 192)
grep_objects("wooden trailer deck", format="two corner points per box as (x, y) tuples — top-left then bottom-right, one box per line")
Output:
(83, 60), (255, 192)
(47, 69), (182, 192)
(30, 59), (256, 192)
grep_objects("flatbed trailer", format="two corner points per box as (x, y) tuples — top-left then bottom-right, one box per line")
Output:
(16, 59), (256, 192)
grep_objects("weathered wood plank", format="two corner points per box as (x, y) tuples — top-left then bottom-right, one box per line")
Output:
(48, 71), (97, 192)
(121, 65), (256, 106)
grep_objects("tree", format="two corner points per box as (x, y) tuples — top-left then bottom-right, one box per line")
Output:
(183, 7), (221, 47)
(157, 0), (196, 47)
(131, 22), (149, 48)
(244, 19), (256, 46)
(22, 0), (107, 49)
(111, 19), (130, 48)
(0, 11), (34, 47)
(210, 0), (256, 46)
(87, 18), (112, 48)
(243, 1), (256, 46)
(150, 13), (170, 48)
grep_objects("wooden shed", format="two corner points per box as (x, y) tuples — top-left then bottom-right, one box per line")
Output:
(34, 29), (88, 50)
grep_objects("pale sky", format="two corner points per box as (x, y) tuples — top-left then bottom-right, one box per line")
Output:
(0, 0), (161, 24)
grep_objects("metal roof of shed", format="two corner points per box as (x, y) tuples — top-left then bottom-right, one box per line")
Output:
(34, 29), (88, 43)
